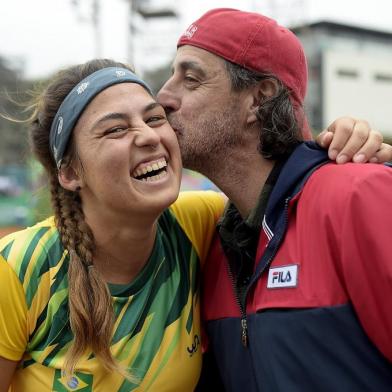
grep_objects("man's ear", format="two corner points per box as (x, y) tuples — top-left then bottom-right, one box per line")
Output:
(58, 164), (83, 192)
(246, 78), (280, 125)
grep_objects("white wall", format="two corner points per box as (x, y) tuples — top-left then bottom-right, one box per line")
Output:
(323, 49), (392, 136)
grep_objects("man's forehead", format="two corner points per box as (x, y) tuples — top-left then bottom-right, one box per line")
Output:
(172, 45), (226, 71)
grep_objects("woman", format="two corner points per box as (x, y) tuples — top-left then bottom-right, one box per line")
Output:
(0, 59), (225, 391)
(0, 58), (388, 391)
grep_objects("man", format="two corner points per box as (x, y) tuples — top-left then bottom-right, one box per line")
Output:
(157, 8), (392, 391)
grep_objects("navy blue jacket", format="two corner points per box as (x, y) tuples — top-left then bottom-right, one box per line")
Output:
(201, 142), (392, 391)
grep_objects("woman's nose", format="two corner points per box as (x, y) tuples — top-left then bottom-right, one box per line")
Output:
(133, 124), (161, 148)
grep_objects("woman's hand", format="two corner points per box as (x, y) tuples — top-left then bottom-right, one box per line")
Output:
(316, 117), (392, 163)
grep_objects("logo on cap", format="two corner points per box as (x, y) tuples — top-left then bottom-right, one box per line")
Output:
(57, 116), (64, 135)
(116, 70), (126, 77)
(183, 24), (197, 39)
(77, 82), (89, 95)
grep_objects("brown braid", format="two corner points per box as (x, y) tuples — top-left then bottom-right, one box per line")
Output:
(26, 60), (137, 381)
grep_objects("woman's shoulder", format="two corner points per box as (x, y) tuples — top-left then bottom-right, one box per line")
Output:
(0, 216), (57, 244)
(0, 216), (65, 282)
(164, 191), (226, 263)
(169, 190), (226, 220)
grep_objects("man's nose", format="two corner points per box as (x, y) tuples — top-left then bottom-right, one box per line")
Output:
(157, 82), (180, 113)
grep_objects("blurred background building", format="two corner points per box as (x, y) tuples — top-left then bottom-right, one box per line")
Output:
(293, 21), (392, 137)
(128, 0), (392, 136)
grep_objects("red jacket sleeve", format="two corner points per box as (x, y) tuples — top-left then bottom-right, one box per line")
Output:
(339, 165), (392, 362)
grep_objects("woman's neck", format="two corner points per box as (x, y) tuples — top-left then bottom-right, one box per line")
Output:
(86, 212), (158, 284)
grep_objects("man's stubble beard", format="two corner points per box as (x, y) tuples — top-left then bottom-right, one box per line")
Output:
(169, 101), (242, 177)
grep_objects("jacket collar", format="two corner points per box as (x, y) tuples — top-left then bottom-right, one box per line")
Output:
(264, 141), (330, 235)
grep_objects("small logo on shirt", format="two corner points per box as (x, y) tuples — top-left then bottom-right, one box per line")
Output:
(267, 264), (298, 289)
(53, 369), (93, 391)
(187, 334), (200, 357)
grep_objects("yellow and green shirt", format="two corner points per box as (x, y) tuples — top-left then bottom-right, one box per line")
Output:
(0, 191), (225, 391)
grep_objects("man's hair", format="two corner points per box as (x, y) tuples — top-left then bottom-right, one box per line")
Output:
(224, 60), (303, 160)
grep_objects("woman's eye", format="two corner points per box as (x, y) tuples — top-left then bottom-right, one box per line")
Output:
(147, 116), (166, 124)
(104, 126), (127, 135)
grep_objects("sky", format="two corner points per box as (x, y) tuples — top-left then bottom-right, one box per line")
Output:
(1, 0), (391, 79)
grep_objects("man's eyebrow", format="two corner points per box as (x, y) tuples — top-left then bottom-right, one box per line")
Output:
(177, 61), (207, 78)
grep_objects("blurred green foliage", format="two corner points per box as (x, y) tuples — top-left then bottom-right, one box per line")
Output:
(0, 55), (49, 227)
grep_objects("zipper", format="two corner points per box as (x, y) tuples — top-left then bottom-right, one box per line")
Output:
(241, 318), (248, 347)
(231, 197), (291, 348)
(225, 256), (249, 347)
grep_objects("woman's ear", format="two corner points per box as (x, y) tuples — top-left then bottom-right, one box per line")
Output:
(58, 164), (83, 192)
(246, 78), (280, 125)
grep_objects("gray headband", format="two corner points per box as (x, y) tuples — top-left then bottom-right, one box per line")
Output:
(49, 67), (153, 169)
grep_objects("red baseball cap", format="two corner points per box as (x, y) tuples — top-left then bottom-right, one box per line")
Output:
(178, 8), (312, 139)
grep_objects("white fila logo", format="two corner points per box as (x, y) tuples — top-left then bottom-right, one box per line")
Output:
(267, 264), (298, 289)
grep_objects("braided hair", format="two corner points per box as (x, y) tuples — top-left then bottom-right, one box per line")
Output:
(27, 59), (136, 381)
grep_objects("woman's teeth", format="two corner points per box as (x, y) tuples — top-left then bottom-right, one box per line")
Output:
(132, 158), (167, 181)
